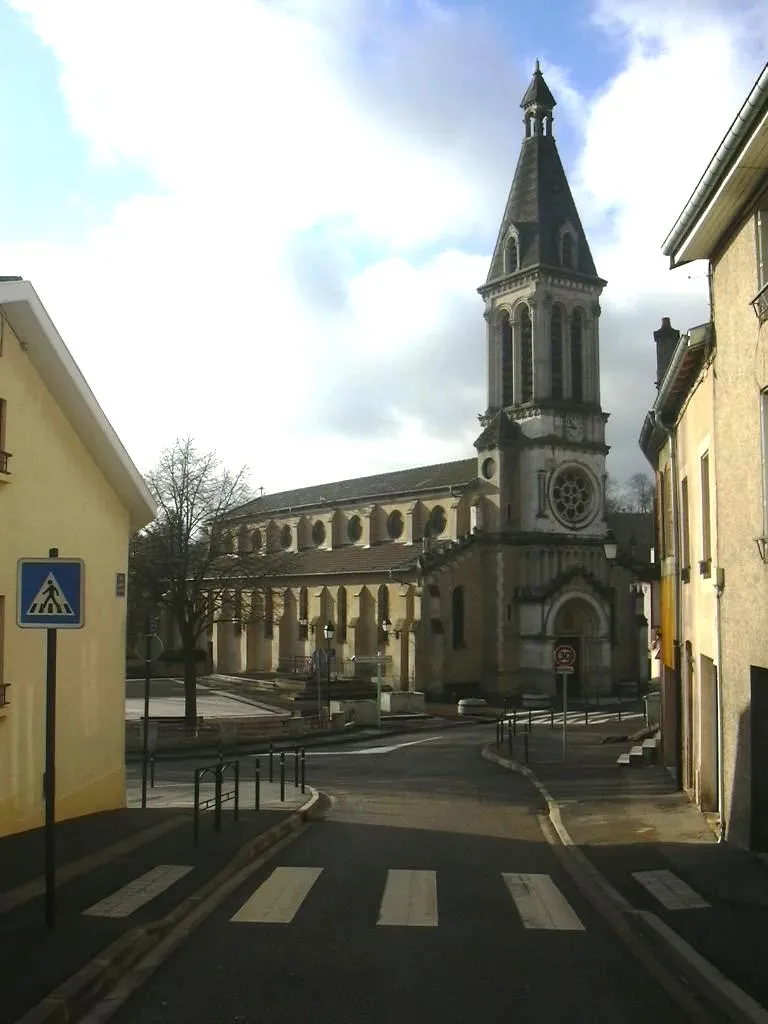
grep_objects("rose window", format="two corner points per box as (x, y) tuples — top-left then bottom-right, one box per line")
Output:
(550, 466), (594, 527)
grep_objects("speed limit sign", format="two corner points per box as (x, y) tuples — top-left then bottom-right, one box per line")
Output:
(553, 643), (576, 674)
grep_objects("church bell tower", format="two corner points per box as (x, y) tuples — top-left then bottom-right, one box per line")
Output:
(476, 60), (609, 541)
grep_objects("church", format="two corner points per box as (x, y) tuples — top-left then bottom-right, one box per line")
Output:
(212, 64), (651, 700)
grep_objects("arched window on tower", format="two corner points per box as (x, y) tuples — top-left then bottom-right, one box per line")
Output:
(505, 235), (518, 273)
(551, 304), (564, 399)
(500, 311), (513, 406)
(451, 586), (465, 649)
(571, 308), (584, 402)
(562, 233), (575, 269)
(520, 304), (533, 403)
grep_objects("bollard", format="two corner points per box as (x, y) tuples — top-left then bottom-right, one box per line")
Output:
(193, 771), (200, 843)
(254, 757), (261, 811)
(269, 743), (274, 782)
(528, 708), (533, 733)
(150, 756), (156, 789)
(618, 703), (623, 723)
(512, 709), (517, 736)
(523, 729), (529, 764)
(585, 706), (589, 727)
(280, 751), (286, 802)
(507, 720), (513, 756)
(214, 764), (223, 833)
(300, 748), (306, 794)
(550, 707), (555, 730)
(496, 718), (501, 748)
(294, 747), (299, 788)
(234, 760), (240, 823)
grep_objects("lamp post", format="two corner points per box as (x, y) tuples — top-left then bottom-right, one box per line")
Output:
(378, 618), (391, 728)
(323, 620), (335, 725)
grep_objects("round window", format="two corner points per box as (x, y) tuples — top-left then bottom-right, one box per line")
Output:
(280, 524), (292, 549)
(550, 466), (595, 527)
(429, 505), (447, 536)
(387, 510), (404, 540)
(347, 515), (362, 542)
(312, 520), (326, 546)
(482, 457), (496, 480)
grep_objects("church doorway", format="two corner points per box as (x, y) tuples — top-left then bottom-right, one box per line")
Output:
(552, 597), (602, 698)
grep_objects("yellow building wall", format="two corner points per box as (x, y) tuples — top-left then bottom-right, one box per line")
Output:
(0, 321), (131, 836)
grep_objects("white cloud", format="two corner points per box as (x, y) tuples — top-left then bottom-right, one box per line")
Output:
(3, 0), (766, 493)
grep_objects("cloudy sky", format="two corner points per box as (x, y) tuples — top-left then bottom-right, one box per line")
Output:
(1, 0), (765, 496)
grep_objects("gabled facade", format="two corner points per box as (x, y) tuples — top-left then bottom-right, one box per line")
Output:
(0, 278), (155, 836)
(658, 62), (768, 849)
(213, 66), (649, 701)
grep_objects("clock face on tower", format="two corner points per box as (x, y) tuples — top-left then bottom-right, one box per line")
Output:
(565, 415), (583, 441)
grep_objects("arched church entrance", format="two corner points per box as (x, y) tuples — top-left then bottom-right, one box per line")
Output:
(552, 597), (602, 698)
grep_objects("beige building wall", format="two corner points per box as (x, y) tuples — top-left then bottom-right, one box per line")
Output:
(675, 361), (718, 809)
(0, 319), (132, 836)
(711, 213), (768, 847)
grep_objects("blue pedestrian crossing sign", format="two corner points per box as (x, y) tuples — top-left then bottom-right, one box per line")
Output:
(17, 559), (85, 629)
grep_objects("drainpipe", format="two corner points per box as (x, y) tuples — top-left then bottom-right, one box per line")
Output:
(714, 569), (726, 842)
(652, 410), (683, 790)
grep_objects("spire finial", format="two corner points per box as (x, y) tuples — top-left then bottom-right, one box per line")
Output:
(535, 58), (540, 73)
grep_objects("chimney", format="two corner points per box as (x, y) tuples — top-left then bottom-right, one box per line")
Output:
(654, 317), (680, 389)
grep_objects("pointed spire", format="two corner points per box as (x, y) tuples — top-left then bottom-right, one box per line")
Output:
(520, 61), (557, 120)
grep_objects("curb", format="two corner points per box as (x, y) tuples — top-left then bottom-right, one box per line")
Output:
(14, 788), (322, 1024)
(482, 743), (768, 1024)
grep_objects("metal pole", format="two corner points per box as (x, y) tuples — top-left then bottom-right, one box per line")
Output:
(193, 771), (200, 842)
(294, 747), (299, 787)
(376, 657), (382, 728)
(562, 673), (568, 763)
(254, 757), (260, 811)
(523, 728), (529, 764)
(327, 635), (332, 725)
(141, 612), (152, 810)
(150, 756), (155, 789)
(234, 761), (240, 822)
(44, 626), (57, 929)
(507, 720), (513, 756)
(214, 765), (222, 832)
(280, 752), (285, 801)
(268, 743), (274, 782)
(300, 748), (306, 793)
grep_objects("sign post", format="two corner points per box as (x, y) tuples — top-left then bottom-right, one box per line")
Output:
(553, 643), (576, 763)
(135, 621), (163, 809)
(17, 551), (85, 928)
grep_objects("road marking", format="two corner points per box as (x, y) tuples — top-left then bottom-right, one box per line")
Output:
(83, 864), (193, 918)
(377, 870), (438, 927)
(305, 736), (444, 756)
(230, 866), (322, 923)
(632, 869), (710, 910)
(502, 873), (585, 931)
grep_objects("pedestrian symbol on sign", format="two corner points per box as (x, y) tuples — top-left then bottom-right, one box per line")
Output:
(26, 573), (74, 617)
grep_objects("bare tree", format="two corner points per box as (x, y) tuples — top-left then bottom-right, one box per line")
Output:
(129, 438), (267, 723)
(604, 473), (629, 515)
(625, 472), (655, 513)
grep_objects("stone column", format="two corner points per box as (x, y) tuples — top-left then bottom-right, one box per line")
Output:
(512, 313), (522, 406)
(486, 309), (502, 410)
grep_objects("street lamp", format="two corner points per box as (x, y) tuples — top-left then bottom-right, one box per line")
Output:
(603, 532), (618, 563)
(323, 620), (335, 725)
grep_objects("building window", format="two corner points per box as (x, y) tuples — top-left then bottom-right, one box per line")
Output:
(681, 477), (691, 582)
(0, 399), (9, 475)
(377, 585), (390, 644)
(505, 235), (518, 273)
(700, 452), (712, 575)
(251, 528), (262, 552)
(264, 589), (274, 639)
(562, 233), (575, 269)
(451, 586), (465, 648)
(387, 509), (404, 540)
(312, 520), (326, 547)
(550, 304), (563, 399)
(280, 524), (292, 549)
(337, 587), (347, 643)
(428, 505), (447, 536)
(237, 525), (251, 553)
(663, 465), (673, 557)
(222, 531), (234, 554)
(520, 305), (533, 403)
(298, 587), (309, 639)
(571, 309), (583, 402)
(347, 515), (362, 542)
(500, 311), (513, 406)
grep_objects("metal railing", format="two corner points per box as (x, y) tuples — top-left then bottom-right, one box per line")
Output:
(752, 279), (768, 323)
(0, 450), (11, 475)
(193, 757), (240, 841)
(0, 683), (10, 707)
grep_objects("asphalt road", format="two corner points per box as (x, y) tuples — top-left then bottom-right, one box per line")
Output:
(109, 726), (704, 1024)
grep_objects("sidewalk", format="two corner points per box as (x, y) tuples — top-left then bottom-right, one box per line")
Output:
(486, 720), (768, 1018)
(0, 779), (315, 1024)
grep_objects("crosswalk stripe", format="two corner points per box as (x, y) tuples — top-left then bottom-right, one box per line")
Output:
(377, 870), (438, 927)
(632, 869), (710, 910)
(83, 864), (193, 918)
(231, 867), (322, 923)
(502, 872), (585, 931)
